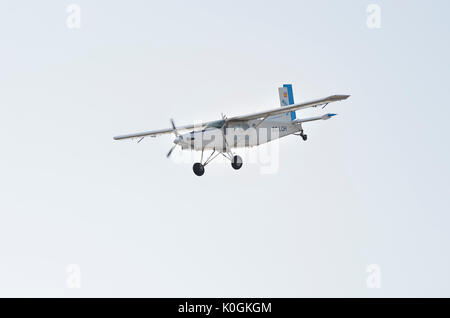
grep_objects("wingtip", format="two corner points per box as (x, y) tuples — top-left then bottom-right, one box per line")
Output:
(329, 94), (351, 101)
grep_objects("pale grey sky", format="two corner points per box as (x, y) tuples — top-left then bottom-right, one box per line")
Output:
(0, 0), (449, 297)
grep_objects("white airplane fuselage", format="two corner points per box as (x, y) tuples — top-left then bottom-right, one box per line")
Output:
(174, 119), (302, 151)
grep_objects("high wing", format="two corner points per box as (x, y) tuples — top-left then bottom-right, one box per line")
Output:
(113, 95), (349, 141)
(113, 129), (174, 140)
(226, 95), (350, 122)
(113, 122), (209, 140)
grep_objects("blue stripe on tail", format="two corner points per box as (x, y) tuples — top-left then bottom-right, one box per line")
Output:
(283, 84), (296, 120)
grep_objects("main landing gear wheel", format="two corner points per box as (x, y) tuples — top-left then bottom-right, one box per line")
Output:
(301, 134), (308, 141)
(193, 163), (205, 176)
(231, 155), (243, 170)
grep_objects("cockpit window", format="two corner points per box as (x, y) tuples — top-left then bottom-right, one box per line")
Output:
(205, 120), (225, 129)
(229, 122), (249, 130)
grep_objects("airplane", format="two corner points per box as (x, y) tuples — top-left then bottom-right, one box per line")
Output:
(114, 84), (350, 176)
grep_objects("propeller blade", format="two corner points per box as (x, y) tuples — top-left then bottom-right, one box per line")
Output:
(166, 144), (176, 158)
(170, 118), (180, 137)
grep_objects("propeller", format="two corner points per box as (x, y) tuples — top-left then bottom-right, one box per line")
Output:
(167, 118), (179, 158)
(166, 144), (177, 158)
(170, 118), (180, 137)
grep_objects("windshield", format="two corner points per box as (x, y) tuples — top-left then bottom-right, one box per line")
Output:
(205, 120), (225, 129)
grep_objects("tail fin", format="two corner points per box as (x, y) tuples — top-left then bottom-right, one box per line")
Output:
(278, 84), (296, 120)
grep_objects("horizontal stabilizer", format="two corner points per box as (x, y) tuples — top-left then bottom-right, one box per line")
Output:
(294, 113), (337, 124)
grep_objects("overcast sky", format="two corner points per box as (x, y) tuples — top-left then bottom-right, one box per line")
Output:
(0, 0), (449, 297)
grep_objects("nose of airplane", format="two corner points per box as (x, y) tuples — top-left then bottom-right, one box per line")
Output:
(174, 137), (181, 144)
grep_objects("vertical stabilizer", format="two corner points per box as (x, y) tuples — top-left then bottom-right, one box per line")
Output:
(278, 84), (296, 120)
(268, 84), (296, 122)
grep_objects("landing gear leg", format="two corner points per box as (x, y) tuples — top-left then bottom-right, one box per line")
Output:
(295, 124), (307, 141)
(193, 148), (221, 176)
(297, 127), (308, 141)
(300, 131), (308, 141)
(193, 147), (206, 177)
(221, 151), (243, 171)
(193, 148), (244, 176)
